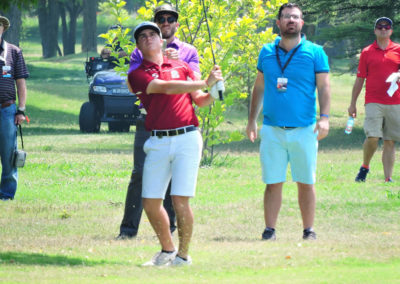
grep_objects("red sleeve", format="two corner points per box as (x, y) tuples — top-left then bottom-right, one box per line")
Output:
(127, 68), (154, 95)
(357, 49), (367, 78)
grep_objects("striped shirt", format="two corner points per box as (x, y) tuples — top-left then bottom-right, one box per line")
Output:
(0, 39), (29, 103)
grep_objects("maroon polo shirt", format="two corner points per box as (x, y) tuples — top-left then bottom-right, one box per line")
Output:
(128, 57), (198, 130)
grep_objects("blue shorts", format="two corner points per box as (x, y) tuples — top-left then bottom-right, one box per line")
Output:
(259, 124), (318, 185)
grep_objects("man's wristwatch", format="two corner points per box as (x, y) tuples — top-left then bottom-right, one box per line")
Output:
(18, 106), (26, 112)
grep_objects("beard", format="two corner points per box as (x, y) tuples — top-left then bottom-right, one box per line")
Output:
(161, 26), (177, 40)
(280, 23), (301, 38)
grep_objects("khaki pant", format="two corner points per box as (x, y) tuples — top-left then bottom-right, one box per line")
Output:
(364, 103), (400, 141)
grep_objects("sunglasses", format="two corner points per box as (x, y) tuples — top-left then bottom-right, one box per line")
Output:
(156, 16), (176, 24)
(376, 24), (392, 30)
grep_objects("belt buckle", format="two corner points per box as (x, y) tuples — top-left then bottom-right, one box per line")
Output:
(156, 131), (163, 138)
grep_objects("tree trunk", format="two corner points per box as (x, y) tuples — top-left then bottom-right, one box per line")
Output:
(59, 2), (67, 55)
(1, 4), (21, 46)
(38, 0), (60, 58)
(60, 0), (82, 56)
(81, 0), (98, 53)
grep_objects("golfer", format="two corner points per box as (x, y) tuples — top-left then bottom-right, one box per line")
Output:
(127, 21), (223, 266)
(117, 3), (201, 240)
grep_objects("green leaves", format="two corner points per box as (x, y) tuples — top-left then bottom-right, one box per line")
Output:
(135, 0), (286, 164)
(101, 0), (286, 165)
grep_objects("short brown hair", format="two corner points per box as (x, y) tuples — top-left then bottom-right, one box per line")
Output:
(277, 3), (303, 19)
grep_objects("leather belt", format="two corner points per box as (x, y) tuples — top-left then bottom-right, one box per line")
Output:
(151, 125), (197, 138)
(279, 126), (297, 130)
(0, 100), (15, 109)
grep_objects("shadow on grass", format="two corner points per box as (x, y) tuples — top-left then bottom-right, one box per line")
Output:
(23, 127), (137, 139)
(0, 252), (121, 266)
(24, 106), (79, 130)
(28, 63), (86, 81)
(215, 126), (366, 154)
(23, 127), (81, 136)
(319, 126), (365, 150)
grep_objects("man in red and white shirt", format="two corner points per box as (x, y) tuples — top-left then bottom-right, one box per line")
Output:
(348, 17), (400, 183)
(127, 22), (222, 266)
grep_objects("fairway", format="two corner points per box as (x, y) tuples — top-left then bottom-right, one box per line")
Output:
(1, 38), (400, 284)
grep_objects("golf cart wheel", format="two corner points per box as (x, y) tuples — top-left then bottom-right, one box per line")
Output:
(79, 102), (100, 133)
(108, 122), (130, 132)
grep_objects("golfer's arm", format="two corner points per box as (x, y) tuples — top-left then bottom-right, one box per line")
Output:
(248, 71), (264, 123)
(350, 77), (365, 106)
(316, 72), (331, 116)
(191, 90), (214, 107)
(146, 79), (208, 95)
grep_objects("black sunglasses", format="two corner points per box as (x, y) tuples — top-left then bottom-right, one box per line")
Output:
(156, 16), (176, 24)
(376, 24), (392, 30)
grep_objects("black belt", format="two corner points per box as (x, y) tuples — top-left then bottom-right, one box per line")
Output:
(279, 126), (297, 130)
(151, 126), (197, 138)
(0, 100), (15, 109)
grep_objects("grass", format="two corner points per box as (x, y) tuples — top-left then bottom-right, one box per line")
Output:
(0, 26), (400, 283)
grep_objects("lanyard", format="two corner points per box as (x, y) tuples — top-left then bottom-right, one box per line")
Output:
(0, 41), (8, 65)
(275, 43), (300, 75)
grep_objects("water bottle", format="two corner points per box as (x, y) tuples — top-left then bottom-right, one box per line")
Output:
(345, 116), (354, 134)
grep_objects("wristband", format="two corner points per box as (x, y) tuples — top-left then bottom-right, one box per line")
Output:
(16, 110), (25, 116)
(320, 114), (329, 118)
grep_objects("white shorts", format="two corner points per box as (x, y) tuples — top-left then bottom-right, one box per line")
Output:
(142, 130), (202, 199)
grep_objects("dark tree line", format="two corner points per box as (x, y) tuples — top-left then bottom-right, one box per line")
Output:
(8, 0), (399, 60)
(298, 0), (400, 58)
(1, 0), (147, 58)
(38, 0), (97, 58)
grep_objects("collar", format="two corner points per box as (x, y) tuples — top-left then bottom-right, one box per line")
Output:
(0, 38), (4, 52)
(141, 56), (172, 69)
(167, 36), (180, 49)
(274, 34), (306, 50)
(372, 39), (394, 50)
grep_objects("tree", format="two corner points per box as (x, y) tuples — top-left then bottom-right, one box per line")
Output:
(81, 0), (98, 53)
(101, 0), (287, 164)
(1, 4), (22, 46)
(297, 0), (400, 59)
(59, 0), (83, 56)
(0, 0), (37, 11)
(125, 0), (146, 13)
(137, 0), (287, 164)
(38, 0), (60, 58)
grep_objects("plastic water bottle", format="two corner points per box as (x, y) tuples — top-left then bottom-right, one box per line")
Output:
(345, 117), (354, 134)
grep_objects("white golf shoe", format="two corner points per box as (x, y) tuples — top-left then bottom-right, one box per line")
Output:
(142, 250), (177, 267)
(171, 255), (192, 266)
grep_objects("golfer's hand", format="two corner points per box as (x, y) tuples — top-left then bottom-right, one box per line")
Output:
(348, 104), (357, 118)
(206, 65), (223, 87)
(165, 48), (179, 60)
(314, 117), (329, 141)
(246, 120), (258, 143)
